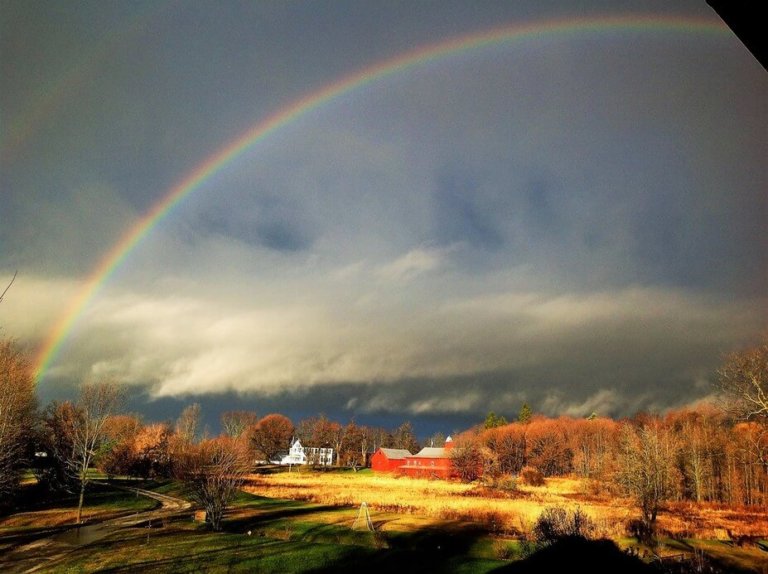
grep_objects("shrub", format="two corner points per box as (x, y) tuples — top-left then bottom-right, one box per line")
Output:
(493, 538), (540, 560)
(568, 506), (596, 539)
(477, 473), (518, 495)
(520, 466), (545, 486)
(532, 506), (596, 545)
(484, 509), (507, 534)
(499, 474), (519, 489)
(497, 475), (518, 493)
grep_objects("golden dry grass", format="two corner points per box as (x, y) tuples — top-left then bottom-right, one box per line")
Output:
(243, 472), (624, 536)
(242, 471), (768, 540)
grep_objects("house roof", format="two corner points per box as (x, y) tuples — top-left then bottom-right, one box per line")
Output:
(378, 448), (412, 459)
(411, 447), (449, 458)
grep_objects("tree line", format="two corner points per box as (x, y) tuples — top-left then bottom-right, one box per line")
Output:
(450, 405), (767, 535)
(455, 406), (767, 506)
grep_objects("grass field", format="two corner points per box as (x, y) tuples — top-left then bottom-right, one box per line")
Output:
(242, 469), (768, 541)
(1, 473), (766, 573)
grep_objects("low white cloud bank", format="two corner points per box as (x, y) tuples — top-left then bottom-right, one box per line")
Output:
(15, 271), (764, 415)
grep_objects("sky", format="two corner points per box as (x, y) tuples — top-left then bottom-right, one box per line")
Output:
(1, 1), (765, 435)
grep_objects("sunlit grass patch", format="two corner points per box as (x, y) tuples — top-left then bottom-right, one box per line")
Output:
(241, 472), (624, 536)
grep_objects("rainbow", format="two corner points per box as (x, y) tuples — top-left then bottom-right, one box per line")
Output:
(33, 14), (728, 381)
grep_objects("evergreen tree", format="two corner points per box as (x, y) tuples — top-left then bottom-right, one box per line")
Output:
(484, 411), (507, 429)
(518, 403), (533, 424)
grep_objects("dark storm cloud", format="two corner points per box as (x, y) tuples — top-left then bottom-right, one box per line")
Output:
(2, 1), (765, 429)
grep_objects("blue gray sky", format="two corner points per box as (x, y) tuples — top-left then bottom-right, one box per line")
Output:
(1, 1), (765, 432)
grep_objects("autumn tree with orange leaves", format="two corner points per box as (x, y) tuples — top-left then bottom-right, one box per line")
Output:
(249, 413), (294, 463)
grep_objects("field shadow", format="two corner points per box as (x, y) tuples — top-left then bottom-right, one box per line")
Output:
(94, 532), (358, 574)
(301, 524), (493, 573)
(385, 524), (487, 554)
(491, 537), (656, 574)
(224, 502), (345, 533)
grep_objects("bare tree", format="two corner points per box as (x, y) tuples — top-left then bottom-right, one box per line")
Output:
(712, 338), (768, 502)
(392, 421), (420, 453)
(0, 338), (36, 502)
(176, 403), (202, 444)
(176, 437), (249, 531)
(427, 431), (446, 448)
(614, 419), (680, 536)
(674, 410), (716, 503)
(60, 381), (124, 523)
(220, 410), (258, 439)
(716, 336), (768, 422)
(0, 271), (17, 304)
(329, 421), (346, 466)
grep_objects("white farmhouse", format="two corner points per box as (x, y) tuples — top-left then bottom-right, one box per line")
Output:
(279, 439), (334, 466)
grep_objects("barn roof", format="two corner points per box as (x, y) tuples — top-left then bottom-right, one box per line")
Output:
(411, 447), (449, 458)
(378, 448), (412, 459)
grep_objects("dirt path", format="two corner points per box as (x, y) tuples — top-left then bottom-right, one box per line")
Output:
(0, 483), (191, 574)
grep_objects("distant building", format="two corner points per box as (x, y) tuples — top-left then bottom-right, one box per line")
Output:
(279, 439), (334, 466)
(371, 437), (458, 479)
(371, 448), (412, 472)
(399, 437), (455, 479)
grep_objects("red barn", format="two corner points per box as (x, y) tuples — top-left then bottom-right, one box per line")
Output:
(371, 448), (412, 472)
(398, 437), (455, 479)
